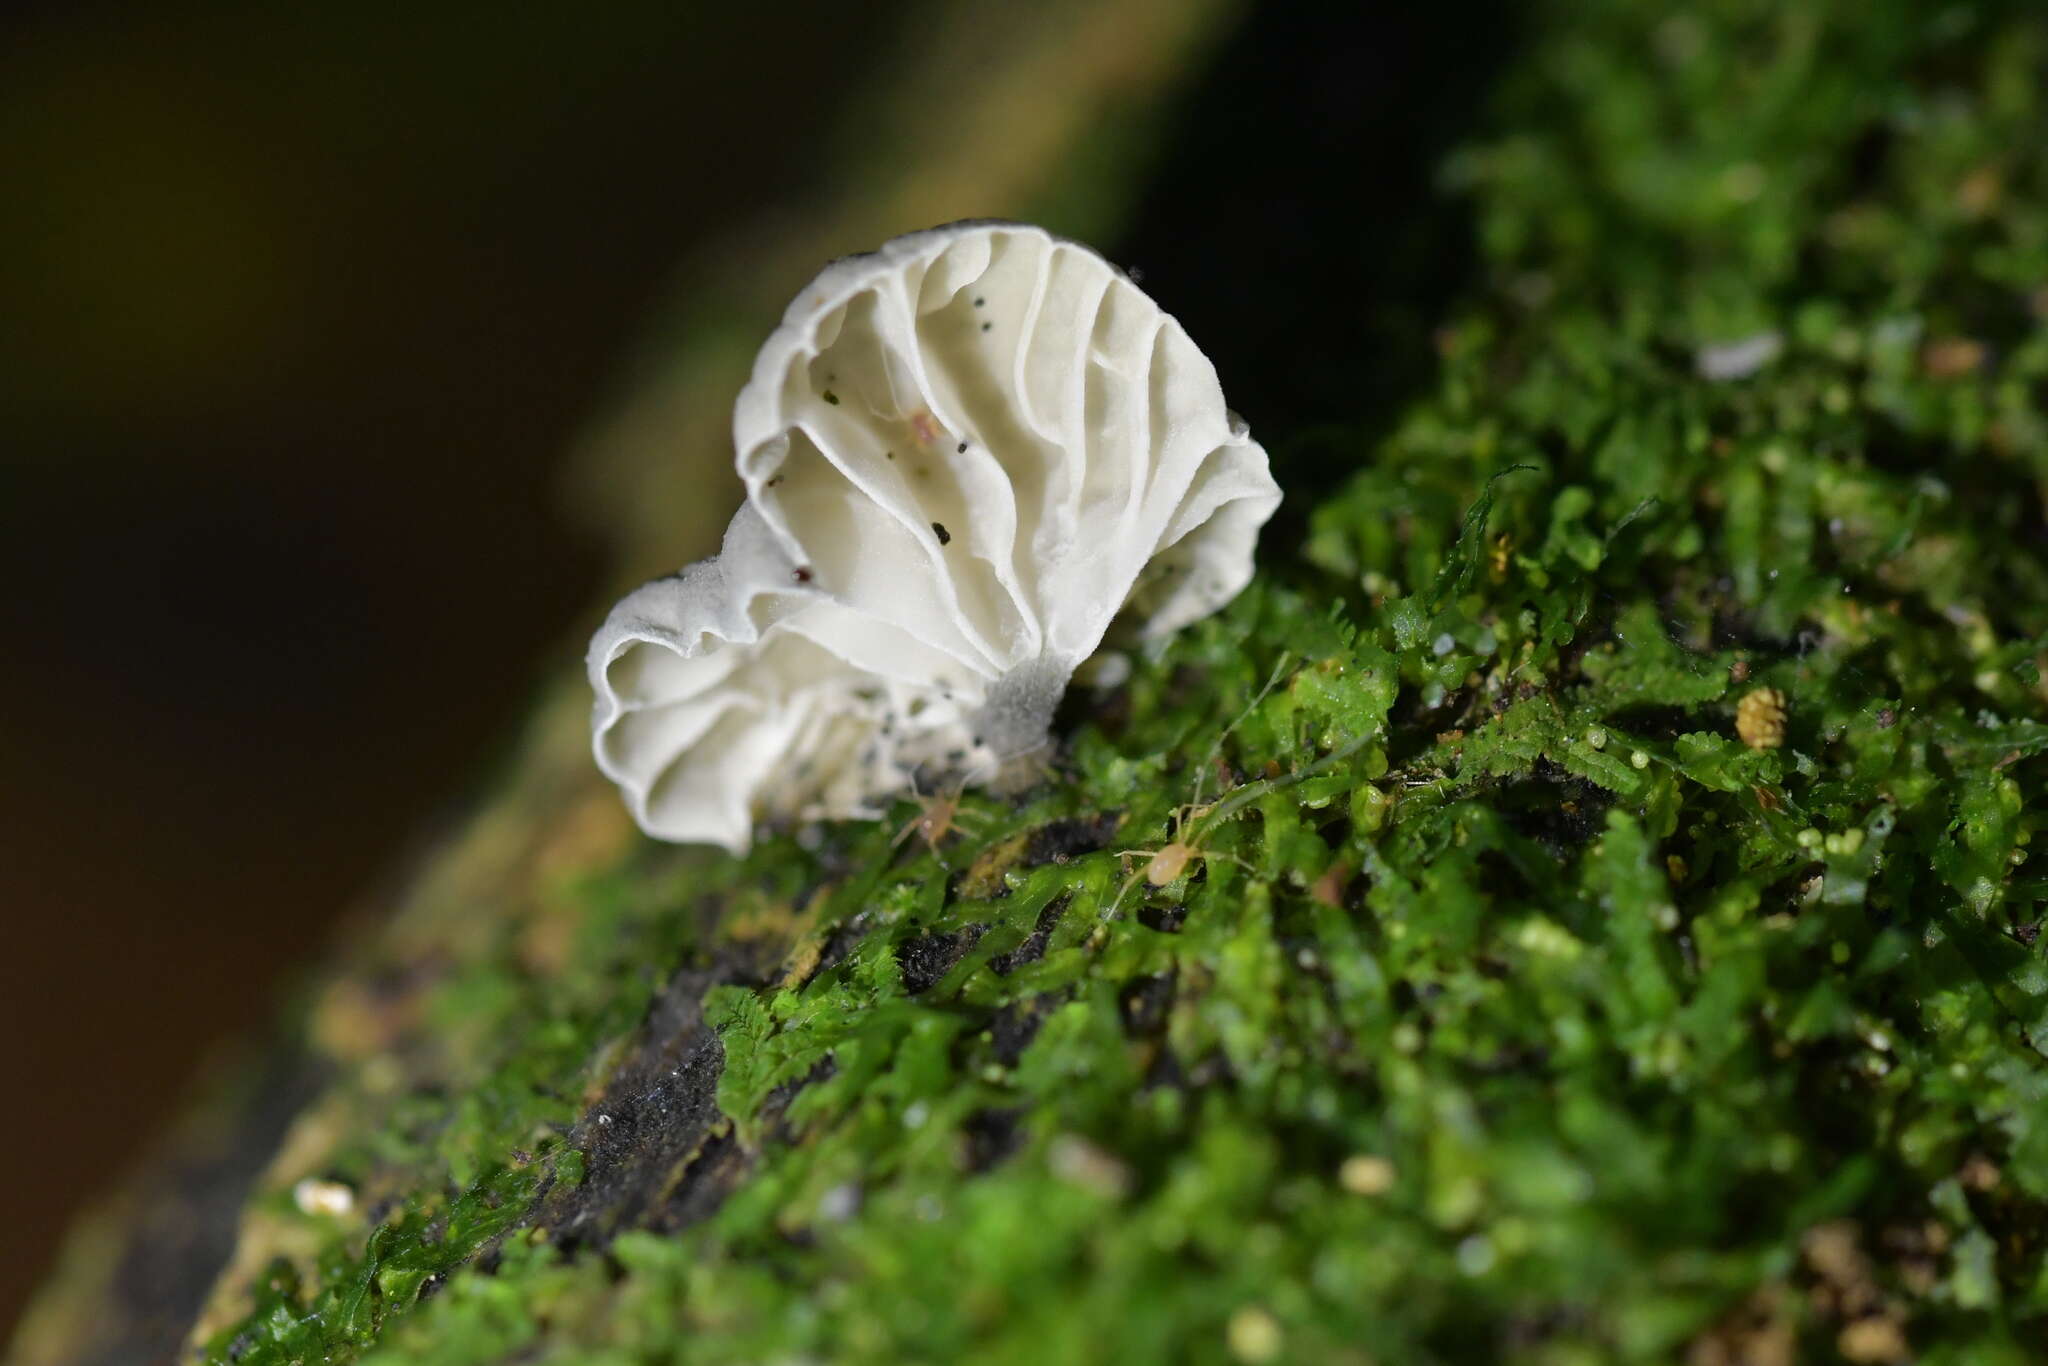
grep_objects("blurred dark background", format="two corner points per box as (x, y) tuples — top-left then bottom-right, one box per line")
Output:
(0, 0), (1509, 1340)
(0, 0), (914, 1334)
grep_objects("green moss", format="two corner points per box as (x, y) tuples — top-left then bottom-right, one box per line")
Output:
(194, 1), (2048, 1363)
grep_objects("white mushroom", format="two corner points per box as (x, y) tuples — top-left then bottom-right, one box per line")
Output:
(590, 221), (1279, 852)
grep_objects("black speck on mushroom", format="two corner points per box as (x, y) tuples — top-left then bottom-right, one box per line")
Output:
(794, 566), (813, 584)
(932, 521), (952, 546)
(822, 389), (840, 405)
(973, 296), (985, 307)
(981, 321), (992, 332)
(956, 441), (968, 453)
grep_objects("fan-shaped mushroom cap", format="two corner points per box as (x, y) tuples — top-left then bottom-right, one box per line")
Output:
(591, 221), (1279, 852)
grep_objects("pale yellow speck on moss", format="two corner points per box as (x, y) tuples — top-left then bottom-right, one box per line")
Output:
(1736, 686), (1788, 749)
(1226, 1305), (1283, 1364)
(1339, 1153), (1396, 1196)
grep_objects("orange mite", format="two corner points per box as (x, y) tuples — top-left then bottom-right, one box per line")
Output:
(1120, 803), (1214, 887)
(891, 784), (981, 865)
(1111, 656), (1299, 911)
(1110, 799), (1252, 917)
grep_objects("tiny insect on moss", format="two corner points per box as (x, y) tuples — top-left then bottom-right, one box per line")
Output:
(1109, 655), (1374, 917)
(890, 783), (985, 867)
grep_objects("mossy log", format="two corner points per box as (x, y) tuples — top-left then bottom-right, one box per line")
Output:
(16, 2), (2048, 1363)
